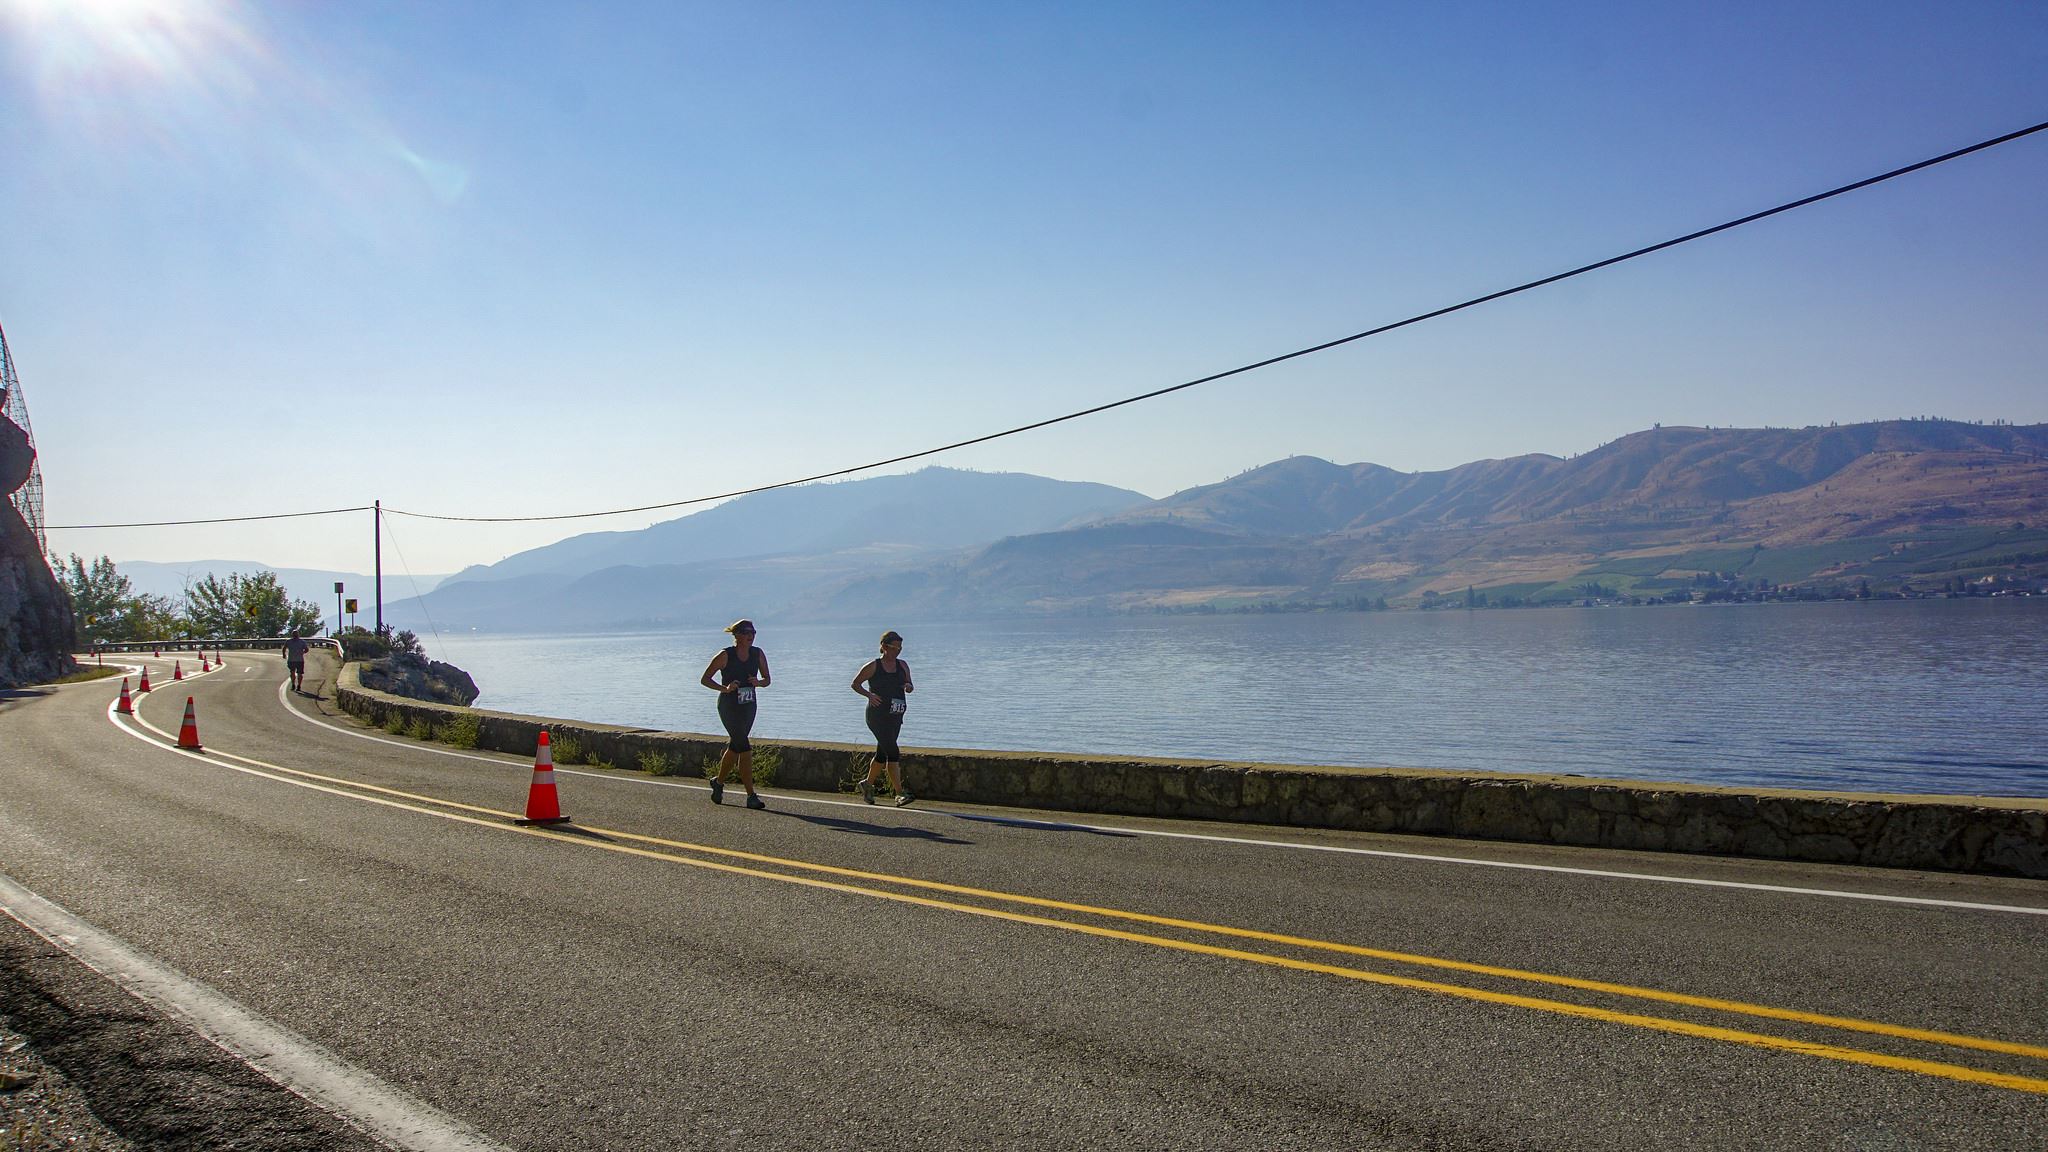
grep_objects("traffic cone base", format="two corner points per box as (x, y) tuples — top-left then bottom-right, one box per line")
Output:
(515, 731), (570, 825)
(176, 697), (203, 751)
(115, 678), (133, 714)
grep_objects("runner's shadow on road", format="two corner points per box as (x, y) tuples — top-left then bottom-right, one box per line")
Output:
(774, 811), (973, 845)
(947, 813), (1138, 838)
(0, 688), (52, 701)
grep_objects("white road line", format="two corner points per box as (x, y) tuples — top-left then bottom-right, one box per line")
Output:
(0, 871), (508, 1152)
(264, 676), (2048, 917)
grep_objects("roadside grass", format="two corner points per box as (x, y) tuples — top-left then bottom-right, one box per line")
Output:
(38, 665), (126, 686)
(381, 712), (408, 735)
(404, 717), (435, 742)
(437, 714), (481, 749)
(551, 735), (583, 765)
(840, 752), (875, 795)
(639, 748), (690, 777)
(700, 745), (779, 785)
(750, 745), (780, 785)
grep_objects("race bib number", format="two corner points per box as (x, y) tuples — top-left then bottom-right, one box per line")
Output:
(735, 687), (756, 704)
(889, 698), (906, 716)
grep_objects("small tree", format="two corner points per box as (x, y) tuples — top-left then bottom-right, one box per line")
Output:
(58, 554), (134, 645)
(185, 572), (324, 639)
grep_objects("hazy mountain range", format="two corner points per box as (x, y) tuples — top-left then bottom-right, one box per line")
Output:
(148, 421), (2048, 632)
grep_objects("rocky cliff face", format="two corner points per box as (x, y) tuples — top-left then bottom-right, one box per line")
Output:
(0, 414), (74, 688)
(356, 652), (479, 707)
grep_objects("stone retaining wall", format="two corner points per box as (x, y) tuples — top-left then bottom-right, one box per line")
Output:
(334, 662), (2048, 879)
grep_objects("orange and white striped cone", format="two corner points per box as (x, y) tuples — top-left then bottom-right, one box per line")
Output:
(176, 697), (203, 750)
(173, 660), (184, 681)
(137, 668), (152, 694)
(200, 656), (211, 672)
(216, 649), (225, 666)
(152, 648), (160, 658)
(515, 731), (570, 825)
(115, 678), (133, 714)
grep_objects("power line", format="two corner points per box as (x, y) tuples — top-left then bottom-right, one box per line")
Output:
(46, 117), (2048, 532)
(49, 506), (371, 530)
(381, 117), (2048, 524)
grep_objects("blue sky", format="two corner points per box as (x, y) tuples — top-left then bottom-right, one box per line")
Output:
(3, 0), (2045, 576)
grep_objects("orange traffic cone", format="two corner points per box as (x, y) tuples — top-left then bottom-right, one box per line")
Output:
(516, 731), (570, 826)
(201, 656), (211, 672)
(173, 660), (184, 681)
(152, 648), (160, 658)
(115, 678), (133, 714)
(216, 649), (225, 666)
(176, 697), (202, 750)
(137, 668), (152, 693)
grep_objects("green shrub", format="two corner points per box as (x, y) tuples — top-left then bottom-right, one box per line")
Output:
(841, 752), (874, 794)
(587, 755), (615, 772)
(439, 714), (480, 749)
(749, 745), (781, 786)
(638, 748), (684, 776)
(552, 735), (583, 765)
(404, 717), (434, 741)
(382, 712), (408, 735)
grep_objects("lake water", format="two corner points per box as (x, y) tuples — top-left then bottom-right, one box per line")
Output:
(425, 599), (2048, 798)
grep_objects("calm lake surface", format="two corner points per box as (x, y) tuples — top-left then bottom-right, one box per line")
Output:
(427, 599), (2048, 798)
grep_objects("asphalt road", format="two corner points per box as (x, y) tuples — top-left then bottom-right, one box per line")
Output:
(3, 650), (2046, 1150)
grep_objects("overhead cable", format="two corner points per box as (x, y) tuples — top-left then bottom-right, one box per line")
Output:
(382, 117), (2048, 525)
(49, 505), (372, 530)
(46, 118), (2048, 531)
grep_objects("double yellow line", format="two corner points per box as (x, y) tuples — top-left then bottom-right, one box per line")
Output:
(118, 697), (2048, 1097)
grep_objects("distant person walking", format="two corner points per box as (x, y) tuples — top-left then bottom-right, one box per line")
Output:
(851, 630), (915, 806)
(700, 619), (770, 810)
(283, 633), (309, 693)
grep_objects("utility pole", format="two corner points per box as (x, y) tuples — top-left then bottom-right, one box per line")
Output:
(374, 500), (383, 634)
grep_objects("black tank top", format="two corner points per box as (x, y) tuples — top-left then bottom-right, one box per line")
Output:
(719, 646), (762, 689)
(866, 658), (908, 708)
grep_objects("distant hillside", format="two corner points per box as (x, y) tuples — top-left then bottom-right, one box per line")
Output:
(389, 468), (1150, 630)
(446, 467), (1148, 582)
(803, 420), (2048, 617)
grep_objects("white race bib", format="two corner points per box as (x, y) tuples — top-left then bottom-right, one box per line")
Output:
(889, 698), (906, 716)
(735, 687), (755, 704)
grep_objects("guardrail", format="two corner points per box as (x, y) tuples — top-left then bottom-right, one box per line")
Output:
(88, 637), (343, 656)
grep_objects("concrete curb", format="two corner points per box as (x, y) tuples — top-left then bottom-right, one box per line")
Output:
(333, 662), (2048, 879)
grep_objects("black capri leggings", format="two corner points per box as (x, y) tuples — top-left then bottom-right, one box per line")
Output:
(717, 696), (757, 753)
(865, 707), (903, 762)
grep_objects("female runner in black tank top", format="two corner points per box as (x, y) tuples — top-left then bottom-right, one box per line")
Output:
(699, 619), (770, 809)
(850, 630), (914, 806)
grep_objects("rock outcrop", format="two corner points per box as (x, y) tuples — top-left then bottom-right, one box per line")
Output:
(0, 415), (73, 688)
(356, 651), (479, 707)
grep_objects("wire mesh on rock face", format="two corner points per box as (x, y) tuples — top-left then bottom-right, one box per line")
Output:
(0, 321), (47, 557)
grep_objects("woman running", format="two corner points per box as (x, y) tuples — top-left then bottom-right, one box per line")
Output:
(851, 630), (915, 806)
(700, 619), (770, 809)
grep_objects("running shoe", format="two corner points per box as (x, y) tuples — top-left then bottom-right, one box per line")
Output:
(894, 793), (915, 808)
(745, 793), (767, 810)
(709, 778), (724, 804)
(859, 780), (876, 804)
